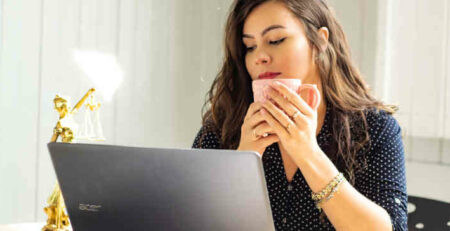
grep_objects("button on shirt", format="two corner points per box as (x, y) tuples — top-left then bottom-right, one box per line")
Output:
(192, 107), (408, 230)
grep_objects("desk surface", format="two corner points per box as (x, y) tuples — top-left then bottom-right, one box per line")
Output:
(0, 222), (72, 231)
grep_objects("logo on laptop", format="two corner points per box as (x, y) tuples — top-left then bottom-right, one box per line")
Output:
(79, 204), (101, 212)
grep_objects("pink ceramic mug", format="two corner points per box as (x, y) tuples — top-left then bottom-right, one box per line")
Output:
(252, 78), (320, 109)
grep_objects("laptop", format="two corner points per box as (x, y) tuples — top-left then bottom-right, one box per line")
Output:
(47, 142), (275, 231)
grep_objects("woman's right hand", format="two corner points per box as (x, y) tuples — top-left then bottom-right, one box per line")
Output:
(237, 102), (280, 156)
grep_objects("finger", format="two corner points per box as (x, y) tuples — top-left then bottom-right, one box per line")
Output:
(244, 102), (264, 122)
(265, 86), (299, 119)
(247, 110), (280, 131)
(262, 100), (295, 136)
(254, 122), (274, 137)
(260, 107), (291, 140)
(246, 111), (266, 128)
(257, 134), (280, 148)
(262, 90), (309, 131)
(271, 81), (315, 117)
(291, 109), (309, 126)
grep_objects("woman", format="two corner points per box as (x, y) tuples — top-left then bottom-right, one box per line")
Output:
(192, 0), (407, 230)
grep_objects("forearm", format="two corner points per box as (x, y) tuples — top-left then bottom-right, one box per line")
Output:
(294, 149), (392, 231)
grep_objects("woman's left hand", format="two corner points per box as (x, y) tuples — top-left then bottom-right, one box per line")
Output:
(260, 81), (321, 161)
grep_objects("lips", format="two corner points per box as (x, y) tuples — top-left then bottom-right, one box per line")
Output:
(258, 72), (281, 79)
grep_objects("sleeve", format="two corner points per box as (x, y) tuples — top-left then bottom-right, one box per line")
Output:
(191, 124), (222, 149)
(355, 112), (408, 231)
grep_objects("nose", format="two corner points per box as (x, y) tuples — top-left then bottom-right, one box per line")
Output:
(254, 50), (271, 65)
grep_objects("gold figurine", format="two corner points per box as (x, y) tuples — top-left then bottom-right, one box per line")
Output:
(42, 88), (97, 231)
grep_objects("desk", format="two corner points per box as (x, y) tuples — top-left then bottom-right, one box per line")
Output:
(0, 223), (72, 231)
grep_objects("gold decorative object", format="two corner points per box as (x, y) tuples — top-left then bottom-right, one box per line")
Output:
(78, 94), (105, 141)
(42, 88), (101, 231)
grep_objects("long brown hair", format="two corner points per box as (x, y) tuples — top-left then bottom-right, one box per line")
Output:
(200, 0), (396, 202)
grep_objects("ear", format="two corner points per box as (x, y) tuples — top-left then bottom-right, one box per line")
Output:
(317, 27), (329, 51)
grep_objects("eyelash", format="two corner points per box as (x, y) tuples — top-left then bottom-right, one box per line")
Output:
(246, 38), (286, 52)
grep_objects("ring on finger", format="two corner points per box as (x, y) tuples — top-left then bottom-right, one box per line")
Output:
(291, 110), (301, 119)
(286, 122), (293, 130)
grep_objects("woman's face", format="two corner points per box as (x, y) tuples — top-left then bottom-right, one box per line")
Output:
(242, 1), (319, 84)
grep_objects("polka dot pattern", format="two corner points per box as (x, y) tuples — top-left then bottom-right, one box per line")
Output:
(192, 107), (407, 230)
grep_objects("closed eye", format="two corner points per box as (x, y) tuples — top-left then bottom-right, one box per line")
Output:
(269, 37), (286, 45)
(246, 46), (256, 52)
(245, 38), (286, 53)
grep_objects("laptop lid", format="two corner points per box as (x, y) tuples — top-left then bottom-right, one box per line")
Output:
(47, 142), (275, 231)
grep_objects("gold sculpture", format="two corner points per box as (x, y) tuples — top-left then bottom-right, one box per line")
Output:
(42, 88), (97, 231)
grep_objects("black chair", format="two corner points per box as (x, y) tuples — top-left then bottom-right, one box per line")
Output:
(408, 195), (450, 230)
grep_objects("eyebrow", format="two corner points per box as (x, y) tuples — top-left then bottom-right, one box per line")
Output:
(242, 25), (286, 39)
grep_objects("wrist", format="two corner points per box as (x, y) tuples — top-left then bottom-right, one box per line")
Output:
(294, 148), (340, 193)
(293, 144), (323, 166)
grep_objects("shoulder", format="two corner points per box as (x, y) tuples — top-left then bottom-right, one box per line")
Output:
(191, 121), (222, 149)
(364, 108), (400, 133)
(364, 108), (402, 150)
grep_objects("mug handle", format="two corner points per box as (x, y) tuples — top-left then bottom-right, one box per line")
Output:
(297, 84), (321, 110)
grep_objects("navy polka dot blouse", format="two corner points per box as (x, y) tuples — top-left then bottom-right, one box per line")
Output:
(192, 106), (408, 230)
